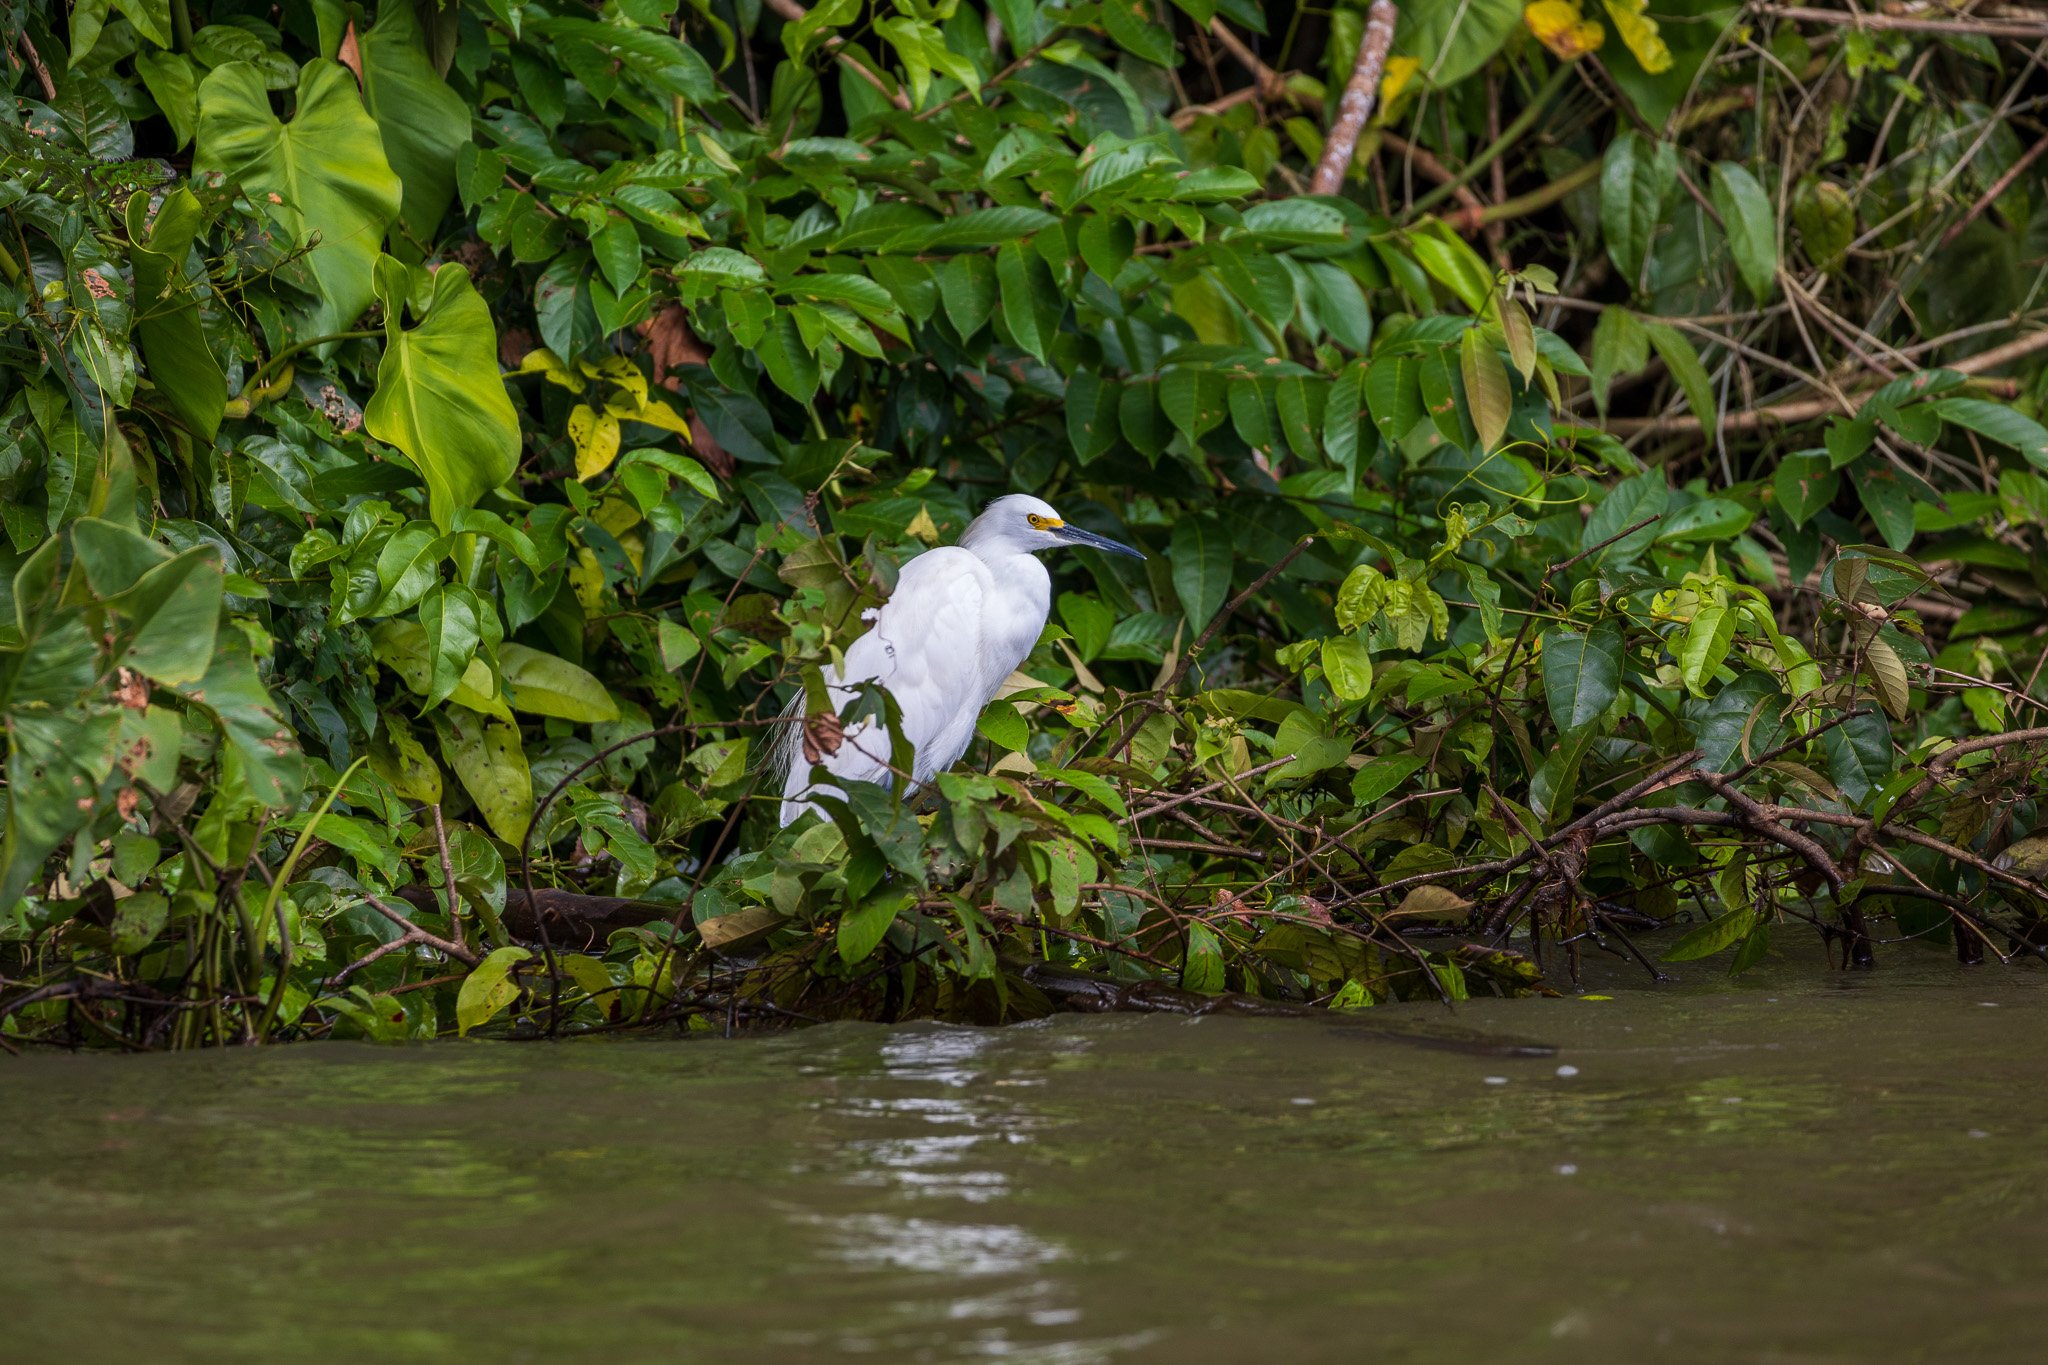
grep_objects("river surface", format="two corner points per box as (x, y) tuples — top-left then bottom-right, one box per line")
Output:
(4, 949), (2043, 1363)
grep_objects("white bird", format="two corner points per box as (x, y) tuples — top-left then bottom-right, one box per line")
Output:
(778, 493), (1144, 825)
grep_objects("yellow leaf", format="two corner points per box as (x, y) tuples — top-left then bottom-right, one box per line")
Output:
(569, 403), (622, 481)
(515, 346), (584, 392)
(1525, 1), (1605, 61)
(1604, 0), (1672, 73)
(606, 392), (694, 436)
(1379, 55), (1420, 111)
(904, 505), (941, 546)
(585, 354), (648, 405)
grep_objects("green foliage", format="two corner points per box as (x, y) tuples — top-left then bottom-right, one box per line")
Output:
(5, 0), (2048, 1047)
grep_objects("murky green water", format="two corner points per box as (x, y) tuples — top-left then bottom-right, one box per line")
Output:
(5, 950), (2044, 1363)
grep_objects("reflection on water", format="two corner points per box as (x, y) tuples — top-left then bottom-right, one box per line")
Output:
(3, 951), (2045, 1363)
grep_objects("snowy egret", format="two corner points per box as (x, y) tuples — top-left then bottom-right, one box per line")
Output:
(778, 493), (1143, 824)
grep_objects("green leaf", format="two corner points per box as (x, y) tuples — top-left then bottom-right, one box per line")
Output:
(437, 709), (533, 842)
(1709, 162), (1779, 301)
(1458, 328), (1512, 451)
(838, 888), (913, 964)
(419, 584), (484, 710)
(1324, 361), (1365, 475)
(1599, 132), (1676, 286)
(1793, 178), (1855, 272)
(135, 48), (199, 149)
(1663, 905), (1758, 962)
(110, 546), (226, 686)
(757, 311), (820, 401)
(1352, 754), (1427, 806)
(373, 619), (511, 720)
(1851, 462), (1916, 551)
(1160, 369), (1227, 445)
(939, 252), (997, 338)
(1364, 353), (1421, 445)
(1182, 921), (1226, 993)
(457, 945), (532, 1035)
(0, 679), (120, 910)
(363, 258), (522, 531)
(194, 59), (402, 338)
(997, 238), (1059, 361)
(1824, 708), (1894, 807)
(1390, 0), (1521, 87)
(591, 219), (641, 295)
(499, 642), (620, 722)
(1307, 262), (1373, 354)
(1773, 452), (1839, 528)
(171, 633), (304, 809)
(1170, 514), (1232, 630)
(124, 189), (225, 439)
(1059, 594), (1114, 661)
(1408, 221), (1494, 313)
(1932, 397), (2048, 471)
(1101, 0), (1180, 66)
(1078, 214), (1135, 284)
(1677, 602), (1736, 696)
(1589, 307), (1648, 415)
(1541, 622), (1624, 731)
(1320, 635), (1374, 702)
(359, 1), (472, 247)
(1066, 370), (1121, 464)
(1659, 497), (1753, 542)
(1582, 471), (1668, 561)
(976, 699), (1030, 752)
(1641, 320), (1717, 432)
(107, 891), (171, 957)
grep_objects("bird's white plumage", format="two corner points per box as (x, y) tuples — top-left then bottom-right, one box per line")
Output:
(779, 494), (1131, 824)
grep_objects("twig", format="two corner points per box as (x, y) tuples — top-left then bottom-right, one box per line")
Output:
(1760, 4), (2048, 39)
(431, 803), (464, 955)
(1310, 1), (1398, 196)
(1132, 836), (1269, 861)
(762, 0), (912, 110)
(1605, 330), (2048, 434)
(328, 893), (479, 988)
(1206, 20), (1285, 98)
(1942, 129), (2048, 246)
(15, 30), (55, 100)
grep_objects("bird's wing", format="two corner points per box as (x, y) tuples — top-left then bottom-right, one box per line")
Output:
(783, 547), (993, 814)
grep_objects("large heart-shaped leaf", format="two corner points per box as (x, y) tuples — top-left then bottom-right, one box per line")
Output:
(194, 58), (401, 339)
(359, 3), (470, 248)
(363, 257), (521, 530)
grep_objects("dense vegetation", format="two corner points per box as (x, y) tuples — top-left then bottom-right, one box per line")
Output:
(4, 0), (2048, 1047)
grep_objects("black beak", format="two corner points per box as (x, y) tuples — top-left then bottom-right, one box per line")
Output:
(1058, 524), (1146, 560)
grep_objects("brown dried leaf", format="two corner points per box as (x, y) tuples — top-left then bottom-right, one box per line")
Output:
(1391, 885), (1473, 920)
(803, 712), (845, 764)
(336, 22), (363, 85)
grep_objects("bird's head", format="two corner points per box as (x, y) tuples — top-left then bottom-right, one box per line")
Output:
(961, 494), (1145, 561)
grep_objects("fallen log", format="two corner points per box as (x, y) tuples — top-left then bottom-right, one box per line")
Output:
(394, 884), (678, 952)
(391, 887), (1557, 1052)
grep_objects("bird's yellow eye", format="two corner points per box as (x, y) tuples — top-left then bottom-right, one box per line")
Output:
(1027, 513), (1048, 529)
